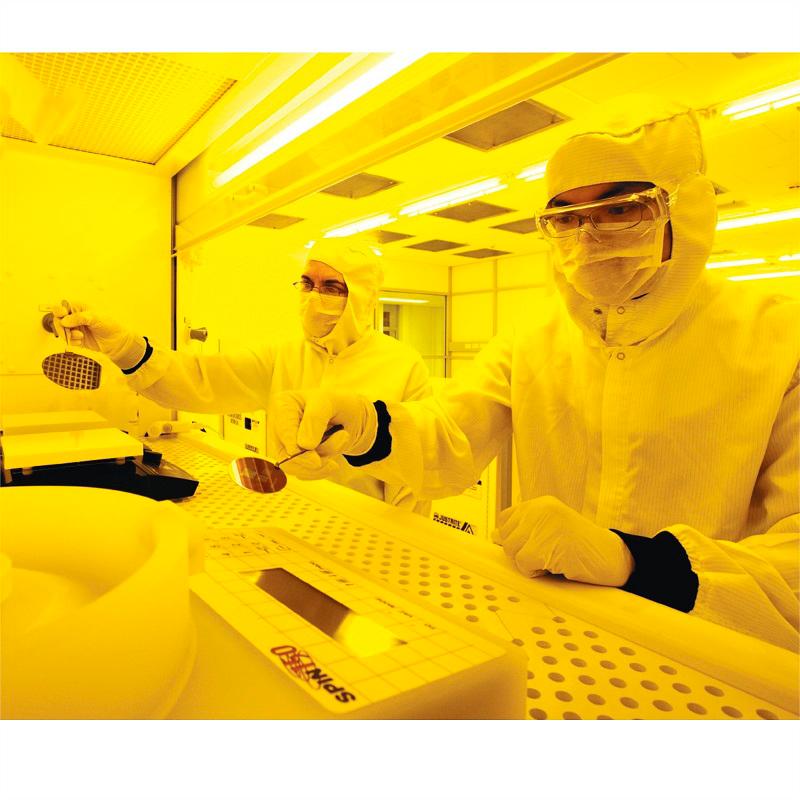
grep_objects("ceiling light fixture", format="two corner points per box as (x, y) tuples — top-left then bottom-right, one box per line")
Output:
(778, 253), (800, 262)
(516, 161), (548, 182)
(400, 178), (507, 217)
(378, 297), (429, 304)
(213, 52), (424, 188)
(706, 258), (767, 269)
(721, 79), (800, 121)
(716, 208), (800, 231)
(324, 213), (397, 238)
(728, 270), (800, 282)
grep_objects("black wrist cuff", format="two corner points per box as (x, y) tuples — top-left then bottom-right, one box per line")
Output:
(611, 530), (699, 613)
(121, 336), (153, 375)
(344, 400), (392, 467)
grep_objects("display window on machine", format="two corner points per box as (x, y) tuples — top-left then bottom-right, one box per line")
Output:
(245, 568), (405, 658)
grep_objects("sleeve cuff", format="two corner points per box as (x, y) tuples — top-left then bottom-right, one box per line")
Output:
(344, 400), (392, 467)
(120, 336), (153, 374)
(612, 529), (699, 613)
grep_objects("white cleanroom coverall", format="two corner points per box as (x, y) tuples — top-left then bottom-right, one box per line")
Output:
(281, 101), (800, 650)
(71, 241), (432, 511)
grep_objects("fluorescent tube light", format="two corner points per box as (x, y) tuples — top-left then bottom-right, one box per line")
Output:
(400, 178), (506, 217)
(778, 253), (800, 262)
(728, 270), (800, 282)
(324, 213), (397, 238)
(729, 106), (770, 121)
(213, 52), (424, 188)
(379, 297), (429, 304)
(722, 80), (800, 120)
(706, 258), (766, 270)
(516, 161), (548, 182)
(717, 208), (800, 231)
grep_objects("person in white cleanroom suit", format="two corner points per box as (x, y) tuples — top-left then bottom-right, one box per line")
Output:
(51, 240), (432, 513)
(268, 98), (800, 650)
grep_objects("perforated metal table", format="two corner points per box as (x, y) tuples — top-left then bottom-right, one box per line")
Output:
(157, 432), (799, 720)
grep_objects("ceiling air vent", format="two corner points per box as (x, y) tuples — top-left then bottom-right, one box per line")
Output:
(431, 201), (515, 223)
(374, 230), (414, 243)
(456, 248), (511, 259)
(445, 99), (566, 151)
(249, 213), (304, 229)
(492, 217), (539, 234)
(321, 173), (399, 199)
(3, 53), (235, 164)
(406, 240), (466, 252)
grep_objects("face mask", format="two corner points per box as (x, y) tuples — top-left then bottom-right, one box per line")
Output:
(299, 291), (347, 339)
(553, 221), (667, 305)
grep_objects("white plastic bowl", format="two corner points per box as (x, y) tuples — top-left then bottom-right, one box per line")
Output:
(0, 485), (204, 719)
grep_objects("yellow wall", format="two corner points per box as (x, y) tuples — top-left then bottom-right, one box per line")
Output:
(450, 250), (554, 354)
(0, 140), (172, 432)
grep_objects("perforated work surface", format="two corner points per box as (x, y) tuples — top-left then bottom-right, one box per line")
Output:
(160, 438), (792, 721)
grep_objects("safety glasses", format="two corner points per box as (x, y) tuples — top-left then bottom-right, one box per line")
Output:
(292, 278), (349, 309)
(536, 187), (670, 239)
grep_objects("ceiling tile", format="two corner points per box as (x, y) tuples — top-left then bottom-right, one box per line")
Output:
(431, 201), (516, 223)
(248, 213), (305, 229)
(456, 248), (511, 259)
(445, 99), (566, 151)
(492, 217), (539, 234)
(321, 173), (399, 199)
(374, 230), (414, 243)
(406, 239), (466, 252)
(3, 52), (235, 164)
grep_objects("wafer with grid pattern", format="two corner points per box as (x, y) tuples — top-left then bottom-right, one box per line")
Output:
(40, 300), (103, 390)
(42, 351), (102, 390)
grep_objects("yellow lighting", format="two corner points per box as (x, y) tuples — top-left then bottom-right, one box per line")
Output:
(213, 52), (424, 188)
(379, 297), (428, 304)
(400, 178), (506, 217)
(706, 258), (767, 270)
(728, 106), (772, 121)
(722, 80), (800, 120)
(717, 208), (800, 231)
(728, 270), (800, 282)
(324, 213), (397, 238)
(778, 253), (800, 262)
(334, 614), (402, 659)
(516, 161), (548, 182)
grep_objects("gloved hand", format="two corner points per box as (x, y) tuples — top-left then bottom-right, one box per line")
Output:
(492, 495), (635, 587)
(48, 301), (146, 370)
(268, 390), (378, 480)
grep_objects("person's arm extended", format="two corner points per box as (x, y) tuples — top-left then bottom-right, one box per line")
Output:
(270, 335), (513, 498)
(124, 344), (276, 414)
(52, 300), (276, 414)
(347, 335), (514, 499)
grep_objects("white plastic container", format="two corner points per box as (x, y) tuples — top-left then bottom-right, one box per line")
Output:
(0, 485), (204, 719)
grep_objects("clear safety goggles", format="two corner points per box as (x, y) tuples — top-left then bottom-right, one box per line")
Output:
(536, 187), (670, 239)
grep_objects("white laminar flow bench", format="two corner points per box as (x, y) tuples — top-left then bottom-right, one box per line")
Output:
(158, 432), (798, 721)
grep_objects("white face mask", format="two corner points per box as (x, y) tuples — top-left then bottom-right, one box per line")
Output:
(299, 291), (347, 339)
(553, 221), (667, 305)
